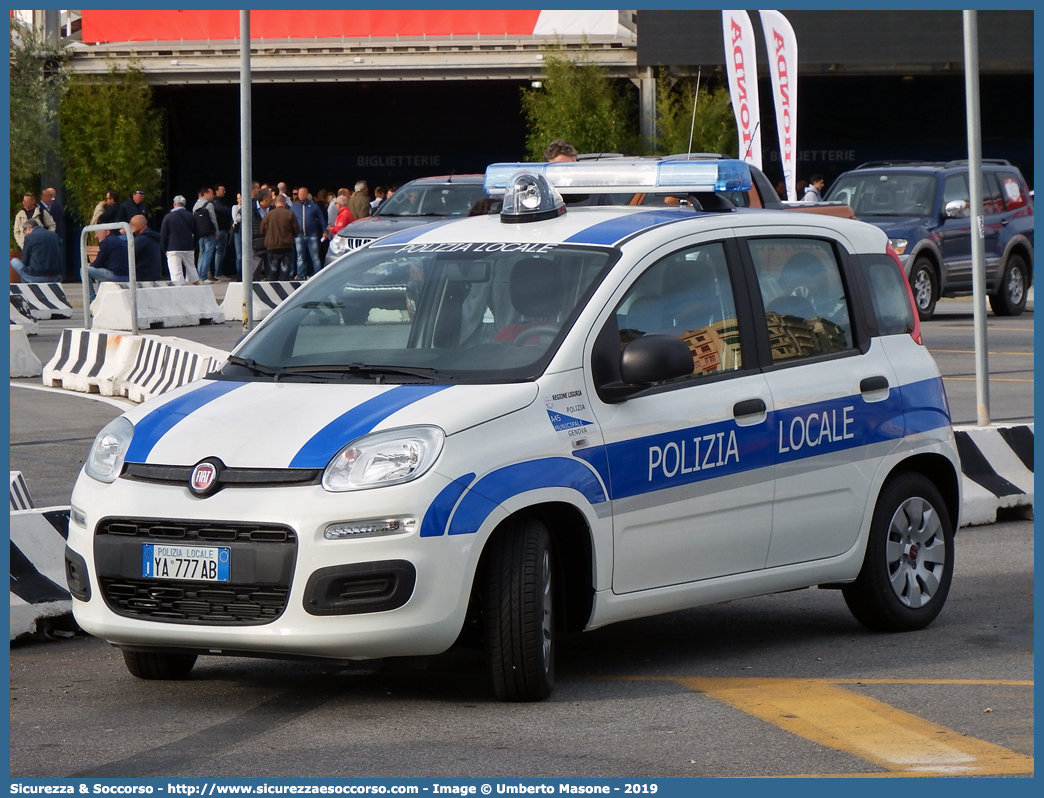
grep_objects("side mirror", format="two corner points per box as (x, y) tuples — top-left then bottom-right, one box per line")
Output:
(944, 199), (970, 219)
(599, 335), (694, 402)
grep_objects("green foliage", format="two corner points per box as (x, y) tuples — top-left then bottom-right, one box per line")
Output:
(652, 69), (738, 158)
(60, 63), (166, 225)
(521, 47), (639, 160)
(9, 22), (67, 203)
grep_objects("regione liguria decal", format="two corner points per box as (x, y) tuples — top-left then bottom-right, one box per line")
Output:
(544, 390), (593, 438)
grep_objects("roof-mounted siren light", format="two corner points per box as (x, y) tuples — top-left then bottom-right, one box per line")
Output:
(485, 158), (754, 198)
(494, 171), (567, 224)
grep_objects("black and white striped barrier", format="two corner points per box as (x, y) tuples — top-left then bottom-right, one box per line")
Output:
(42, 328), (226, 401)
(10, 294), (39, 334)
(10, 471), (34, 511)
(123, 335), (227, 403)
(91, 282), (225, 330)
(10, 282), (74, 320)
(10, 325), (42, 377)
(955, 424), (1034, 527)
(220, 280), (303, 322)
(10, 506), (72, 639)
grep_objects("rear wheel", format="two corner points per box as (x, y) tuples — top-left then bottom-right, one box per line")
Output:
(909, 258), (938, 320)
(843, 473), (954, 632)
(990, 253), (1028, 316)
(483, 516), (555, 702)
(122, 650), (197, 680)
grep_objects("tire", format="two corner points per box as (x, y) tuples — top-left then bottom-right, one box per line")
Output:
(122, 650), (197, 680)
(843, 473), (954, 632)
(909, 258), (938, 321)
(483, 516), (555, 702)
(990, 253), (1029, 317)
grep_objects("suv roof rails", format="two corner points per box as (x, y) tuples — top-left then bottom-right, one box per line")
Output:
(943, 158), (1013, 167)
(856, 160), (932, 169)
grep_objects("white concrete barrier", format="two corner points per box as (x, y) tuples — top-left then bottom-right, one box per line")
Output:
(10, 282), (74, 320)
(221, 280), (303, 322)
(10, 471), (34, 510)
(955, 423), (1034, 527)
(43, 328), (125, 393)
(10, 294), (38, 334)
(90, 282), (225, 330)
(10, 325), (42, 377)
(122, 335), (228, 403)
(10, 506), (72, 640)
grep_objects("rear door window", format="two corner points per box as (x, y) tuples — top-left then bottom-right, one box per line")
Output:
(746, 238), (854, 361)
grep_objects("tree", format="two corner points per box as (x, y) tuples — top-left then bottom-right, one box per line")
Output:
(653, 69), (738, 158)
(9, 21), (67, 203)
(520, 46), (639, 160)
(60, 63), (165, 226)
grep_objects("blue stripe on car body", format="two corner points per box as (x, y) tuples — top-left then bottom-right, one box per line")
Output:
(368, 219), (464, 248)
(420, 473), (476, 538)
(125, 380), (247, 464)
(446, 458), (608, 536)
(289, 384), (452, 468)
(564, 209), (693, 246)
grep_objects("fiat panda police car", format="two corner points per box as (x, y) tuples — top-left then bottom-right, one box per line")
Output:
(67, 159), (960, 702)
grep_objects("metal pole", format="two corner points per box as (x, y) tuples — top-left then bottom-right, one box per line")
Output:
(240, 10), (254, 331)
(963, 10), (990, 426)
(79, 222), (136, 333)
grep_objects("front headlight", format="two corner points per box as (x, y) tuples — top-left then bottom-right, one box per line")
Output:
(888, 238), (908, 255)
(322, 426), (444, 492)
(329, 235), (350, 255)
(84, 416), (134, 483)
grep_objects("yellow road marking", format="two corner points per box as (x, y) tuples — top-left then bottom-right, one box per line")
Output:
(676, 677), (1034, 776)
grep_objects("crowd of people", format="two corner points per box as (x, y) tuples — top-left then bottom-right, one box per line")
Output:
(11, 180), (395, 292)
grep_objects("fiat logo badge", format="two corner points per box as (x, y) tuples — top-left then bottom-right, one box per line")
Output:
(189, 460), (221, 497)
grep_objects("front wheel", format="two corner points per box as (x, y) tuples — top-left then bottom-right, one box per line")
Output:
(122, 650), (197, 680)
(909, 258), (938, 321)
(843, 473), (954, 632)
(990, 254), (1029, 316)
(483, 516), (555, 702)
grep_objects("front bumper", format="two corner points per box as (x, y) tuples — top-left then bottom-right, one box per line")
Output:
(67, 470), (478, 661)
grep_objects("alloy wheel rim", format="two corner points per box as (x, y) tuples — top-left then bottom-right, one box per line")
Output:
(1008, 266), (1025, 305)
(886, 496), (946, 608)
(914, 270), (933, 309)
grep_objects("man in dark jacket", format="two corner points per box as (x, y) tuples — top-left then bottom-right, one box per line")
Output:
(159, 195), (200, 284)
(130, 214), (164, 281)
(251, 188), (273, 280)
(10, 219), (62, 282)
(86, 228), (130, 299)
(258, 194), (300, 281)
(291, 186), (328, 280)
(98, 190), (122, 225)
(121, 189), (147, 223)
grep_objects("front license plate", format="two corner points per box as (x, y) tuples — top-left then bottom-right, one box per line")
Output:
(142, 543), (230, 582)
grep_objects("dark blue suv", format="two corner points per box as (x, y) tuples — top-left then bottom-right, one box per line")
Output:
(826, 160), (1033, 319)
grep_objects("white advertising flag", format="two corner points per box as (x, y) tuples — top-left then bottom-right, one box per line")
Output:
(722, 10), (762, 170)
(760, 10), (798, 200)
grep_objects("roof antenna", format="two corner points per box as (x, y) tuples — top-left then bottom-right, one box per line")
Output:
(686, 67), (702, 160)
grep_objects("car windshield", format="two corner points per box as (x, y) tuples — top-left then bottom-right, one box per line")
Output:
(376, 183), (489, 218)
(224, 239), (616, 383)
(826, 173), (937, 217)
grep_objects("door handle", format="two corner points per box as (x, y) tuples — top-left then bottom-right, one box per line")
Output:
(733, 398), (767, 417)
(860, 376), (889, 394)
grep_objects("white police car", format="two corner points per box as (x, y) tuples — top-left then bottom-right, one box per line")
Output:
(67, 159), (960, 701)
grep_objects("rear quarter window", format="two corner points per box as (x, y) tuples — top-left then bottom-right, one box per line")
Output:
(857, 254), (915, 336)
(999, 172), (1028, 210)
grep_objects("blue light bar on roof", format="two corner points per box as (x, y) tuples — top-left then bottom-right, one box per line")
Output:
(484, 158), (753, 196)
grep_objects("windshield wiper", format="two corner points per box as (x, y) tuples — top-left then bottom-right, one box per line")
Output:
(279, 363), (440, 383)
(226, 355), (283, 378)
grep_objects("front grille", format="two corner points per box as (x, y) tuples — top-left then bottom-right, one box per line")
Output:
(99, 578), (290, 624)
(345, 237), (375, 251)
(95, 518), (297, 626)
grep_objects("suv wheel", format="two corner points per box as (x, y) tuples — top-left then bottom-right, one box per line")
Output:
(483, 516), (555, 702)
(843, 473), (954, 632)
(990, 253), (1029, 316)
(910, 258), (938, 321)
